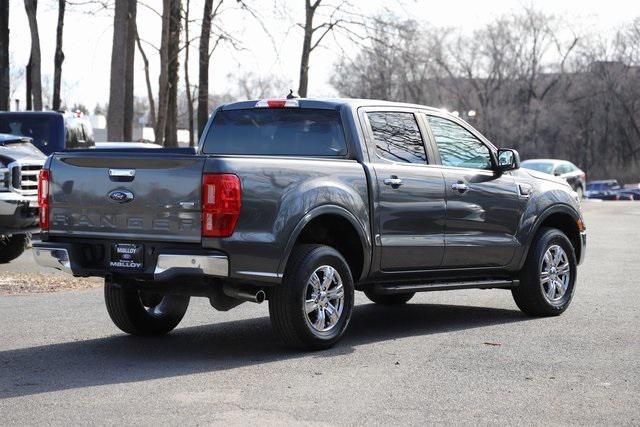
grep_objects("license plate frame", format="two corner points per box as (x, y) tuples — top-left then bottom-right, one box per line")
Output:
(109, 243), (144, 270)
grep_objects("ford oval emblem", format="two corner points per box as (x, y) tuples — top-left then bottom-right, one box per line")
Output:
(108, 189), (134, 203)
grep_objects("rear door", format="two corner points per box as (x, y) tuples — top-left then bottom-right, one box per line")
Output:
(48, 152), (205, 242)
(361, 108), (446, 271)
(423, 113), (524, 268)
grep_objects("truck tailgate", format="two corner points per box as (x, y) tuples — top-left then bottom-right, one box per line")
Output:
(48, 152), (205, 242)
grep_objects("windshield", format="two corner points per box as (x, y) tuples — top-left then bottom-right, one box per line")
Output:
(202, 108), (347, 156)
(522, 161), (554, 174)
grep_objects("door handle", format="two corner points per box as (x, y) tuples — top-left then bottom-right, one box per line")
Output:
(383, 176), (403, 187)
(451, 182), (469, 193)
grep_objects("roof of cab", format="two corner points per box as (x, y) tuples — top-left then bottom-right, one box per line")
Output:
(220, 98), (445, 113)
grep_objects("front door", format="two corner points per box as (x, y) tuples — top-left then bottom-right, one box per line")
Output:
(362, 110), (446, 271)
(424, 114), (525, 268)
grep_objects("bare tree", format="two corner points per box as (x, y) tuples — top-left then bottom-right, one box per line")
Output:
(123, 0), (137, 140)
(108, 0), (136, 141)
(52, 0), (65, 111)
(155, 0), (183, 146)
(184, 0), (195, 146)
(135, 26), (156, 127)
(297, 0), (367, 97)
(0, 0), (9, 110)
(24, 0), (42, 111)
(163, 0), (181, 147)
(197, 0), (223, 139)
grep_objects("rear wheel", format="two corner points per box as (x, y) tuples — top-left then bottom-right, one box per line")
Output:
(269, 244), (354, 350)
(512, 227), (577, 316)
(0, 233), (30, 263)
(364, 289), (415, 305)
(104, 279), (190, 336)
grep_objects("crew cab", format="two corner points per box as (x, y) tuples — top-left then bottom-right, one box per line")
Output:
(0, 134), (45, 262)
(33, 99), (586, 350)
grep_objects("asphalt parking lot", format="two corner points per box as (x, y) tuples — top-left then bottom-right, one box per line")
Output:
(0, 201), (638, 425)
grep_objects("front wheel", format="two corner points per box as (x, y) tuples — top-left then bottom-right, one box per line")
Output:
(104, 279), (190, 336)
(512, 227), (577, 316)
(269, 244), (354, 350)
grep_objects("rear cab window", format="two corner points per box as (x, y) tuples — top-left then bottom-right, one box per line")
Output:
(202, 109), (347, 157)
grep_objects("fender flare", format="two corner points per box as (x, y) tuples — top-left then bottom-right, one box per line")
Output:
(516, 203), (581, 269)
(277, 204), (372, 281)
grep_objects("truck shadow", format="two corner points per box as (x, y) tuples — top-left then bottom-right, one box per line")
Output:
(0, 302), (527, 399)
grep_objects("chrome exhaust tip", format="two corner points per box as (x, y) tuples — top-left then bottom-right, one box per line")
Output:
(223, 284), (266, 304)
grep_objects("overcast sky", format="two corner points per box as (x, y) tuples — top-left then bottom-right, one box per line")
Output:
(7, 0), (640, 111)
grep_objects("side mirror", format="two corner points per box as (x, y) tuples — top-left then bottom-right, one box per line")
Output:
(496, 148), (520, 172)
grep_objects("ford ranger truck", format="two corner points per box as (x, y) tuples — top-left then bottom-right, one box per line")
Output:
(0, 134), (45, 262)
(33, 99), (586, 350)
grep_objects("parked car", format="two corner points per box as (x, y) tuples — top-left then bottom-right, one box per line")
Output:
(585, 180), (622, 200)
(33, 98), (586, 350)
(617, 189), (640, 200)
(0, 111), (95, 155)
(521, 159), (586, 198)
(0, 134), (45, 262)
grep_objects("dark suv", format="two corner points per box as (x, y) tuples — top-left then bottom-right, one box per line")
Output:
(34, 99), (586, 350)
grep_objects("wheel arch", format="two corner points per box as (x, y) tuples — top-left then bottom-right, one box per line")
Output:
(278, 205), (372, 282)
(520, 204), (583, 268)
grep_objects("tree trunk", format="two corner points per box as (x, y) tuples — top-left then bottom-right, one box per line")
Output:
(123, 0), (137, 141)
(155, 0), (172, 145)
(107, 0), (129, 141)
(163, 0), (181, 148)
(0, 0), (9, 111)
(297, 0), (316, 98)
(197, 0), (214, 139)
(184, 0), (195, 147)
(24, 0), (42, 111)
(135, 26), (156, 128)
(52, 0), (65, 111)
(25, 59), (32, 110)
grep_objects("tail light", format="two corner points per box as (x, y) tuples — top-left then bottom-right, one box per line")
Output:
(255, 99), (299, 108)
(201, 173), (241, 237)
(37, 169), (50, 230)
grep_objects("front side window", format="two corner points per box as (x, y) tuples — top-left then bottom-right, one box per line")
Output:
(367, 112), (427, 164)
(427, 116), (492, 170)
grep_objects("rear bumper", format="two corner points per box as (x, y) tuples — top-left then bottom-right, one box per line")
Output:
(32, 242), (229, 280)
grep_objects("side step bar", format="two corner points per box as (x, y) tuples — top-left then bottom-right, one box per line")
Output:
(372, 279), (519, 294)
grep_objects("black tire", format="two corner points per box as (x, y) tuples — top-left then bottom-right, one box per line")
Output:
(364, 289), (415, 305)
(0, 233), (30, 263)
(104, 278), (190, 336)
(269, 244), (355, 350)
(512, 227), (577, 316)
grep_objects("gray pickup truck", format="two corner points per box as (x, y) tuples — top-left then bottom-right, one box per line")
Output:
(33, 98), (586, 350)
(0, 134), (45, 262)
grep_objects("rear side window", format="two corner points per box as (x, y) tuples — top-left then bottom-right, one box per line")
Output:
(367, 112), (427, 164)
(202, 109), (347, 156)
